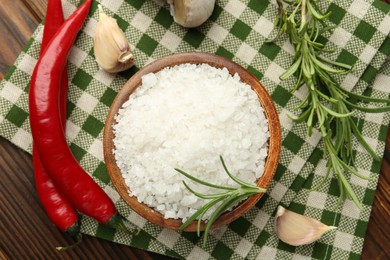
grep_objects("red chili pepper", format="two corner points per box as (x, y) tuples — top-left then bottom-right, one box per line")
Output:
(42, 0), (69, 121)
(33, 0), (79, 236)
(29, 0), (123, 227)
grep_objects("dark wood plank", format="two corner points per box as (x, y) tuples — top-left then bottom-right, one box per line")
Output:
(20, 0), (48, 22)
(361, 127), (390, 260)
(0, 0), (38, 74)
(0, 0), (389, 259)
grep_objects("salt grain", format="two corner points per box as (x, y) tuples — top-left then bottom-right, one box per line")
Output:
(113, 63), (269, 221)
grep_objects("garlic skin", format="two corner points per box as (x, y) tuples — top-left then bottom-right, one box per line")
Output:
(167, 0), (216, 28)
(94, 5), (134, 73)
(275, 206), (336, 246)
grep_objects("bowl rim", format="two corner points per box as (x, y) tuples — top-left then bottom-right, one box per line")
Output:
(103, 52), (281, 231)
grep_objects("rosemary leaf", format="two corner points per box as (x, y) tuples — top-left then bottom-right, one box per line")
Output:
(181, 181), (232, 199)
(349, 119), (381, 162)
(345, 100), (390, 113)
(174, 168), (235, 190)
(175, 156), (266, 245)
(220, 156), (266, 191)
(179, 196), (226, 231)
(336, 86), (390, 103)
(203, 193), (256, 246)
(270, 0), (390, 209)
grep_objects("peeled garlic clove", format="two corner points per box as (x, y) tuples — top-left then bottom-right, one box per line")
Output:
(275, 205), (336, 246)
(94, 5), (134, 73)
(168, 0), (215, 28)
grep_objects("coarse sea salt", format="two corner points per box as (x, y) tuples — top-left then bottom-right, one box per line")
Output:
(113, 63), (269, 222)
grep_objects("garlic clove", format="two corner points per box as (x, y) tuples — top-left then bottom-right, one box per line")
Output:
(94, 5), (134, 73)
(275, 205), (336, 246)
(168, 0), (215, 28)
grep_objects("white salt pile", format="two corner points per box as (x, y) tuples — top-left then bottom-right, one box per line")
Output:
(113, 63), (269, 221)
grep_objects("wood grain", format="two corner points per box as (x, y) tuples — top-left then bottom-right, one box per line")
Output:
(361, 127), (390, 259)
(20, 0), (47, 21)
(0, 0), (37, 74)
(0, 0), (389, 259)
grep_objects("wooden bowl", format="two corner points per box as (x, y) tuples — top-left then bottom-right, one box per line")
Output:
(103, 52), (281, 231)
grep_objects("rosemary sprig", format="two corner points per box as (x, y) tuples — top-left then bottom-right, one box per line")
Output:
(270, 0), (390, 209)
(175, 156), (266, 246)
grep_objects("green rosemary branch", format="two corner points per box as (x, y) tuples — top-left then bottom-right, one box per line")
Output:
(270, 0), (390, 209)
(175, 156), (266, 246)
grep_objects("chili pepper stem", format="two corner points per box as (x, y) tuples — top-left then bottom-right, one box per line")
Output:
(56, 233), (83, 251)
(107, 214), (140, 235)
(65, 222), (81, 237)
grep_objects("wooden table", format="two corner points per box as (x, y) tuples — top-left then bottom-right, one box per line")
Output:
(0, 1), (389, 259)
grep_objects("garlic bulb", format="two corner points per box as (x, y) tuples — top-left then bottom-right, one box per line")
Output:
(94, 5), (134, 73)
(167, 0), (216, 28)
(275, 206), (336, 246)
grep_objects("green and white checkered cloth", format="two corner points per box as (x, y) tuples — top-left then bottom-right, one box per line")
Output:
(0, 0), (389, 258)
